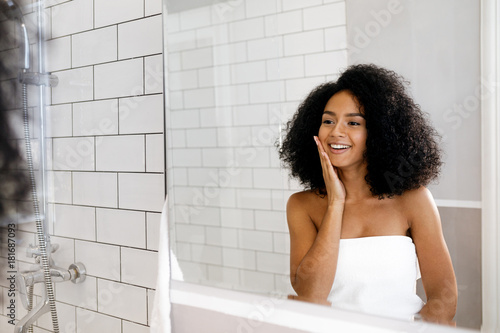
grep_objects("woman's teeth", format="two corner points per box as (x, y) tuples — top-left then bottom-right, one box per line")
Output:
(330, 144), (350, 149)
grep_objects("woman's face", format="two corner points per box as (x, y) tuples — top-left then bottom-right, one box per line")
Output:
(317, 90), (368, 171)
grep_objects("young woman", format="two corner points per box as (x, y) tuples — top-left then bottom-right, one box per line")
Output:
(279, 64), (457, 324)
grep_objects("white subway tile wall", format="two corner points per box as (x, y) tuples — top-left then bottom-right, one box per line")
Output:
(72, 26), (118, 67)
(46, 104), (72, 137)
(119, 94), (164, 134)
(55, 276), (98, 311)
(94, 0), (144, 28)
(51, 66), (94, 104)
(167, 0), (347, 295)
(51, 0), (94, 38)
(144, 54), (164, 94)
(76, 308), (122, 333)
(45, 36), (71, 72)
(146, 212), (162, 250)
(0, 0), (165, 331)
(53, 204), (96, 241)
(94, 58), (144, 99)
(73, 99), (119, 136)
(96, 208), (147, 248)
(75, 240), (121, 280)
(118, 15), (163, 59)
(72, 172), (118, 207)
(52, 137), (95, 171)
(97, 279), (148, 324)
(121, 247), (159, 288)
(95, 135), (145, 172)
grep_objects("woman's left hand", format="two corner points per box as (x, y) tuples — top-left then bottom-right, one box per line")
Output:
(314, 136), (346, 205)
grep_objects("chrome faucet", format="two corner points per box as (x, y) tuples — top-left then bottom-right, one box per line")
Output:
(14, 244), (86, 333)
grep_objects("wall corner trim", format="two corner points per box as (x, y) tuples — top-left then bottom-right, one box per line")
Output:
(480, 0), (500, 332)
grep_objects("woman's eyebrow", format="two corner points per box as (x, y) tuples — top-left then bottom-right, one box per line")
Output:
(323, 110), (365, 118)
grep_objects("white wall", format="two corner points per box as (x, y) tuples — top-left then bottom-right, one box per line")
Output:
(346, 0), (481, 203)
(165, 0), (347, 295)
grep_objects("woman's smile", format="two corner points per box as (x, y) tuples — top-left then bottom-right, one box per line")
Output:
(327, 143), (352, 154)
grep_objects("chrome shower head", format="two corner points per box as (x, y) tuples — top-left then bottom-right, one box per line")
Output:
(0, 0), (24, 21)
(0, 0), (30, 70)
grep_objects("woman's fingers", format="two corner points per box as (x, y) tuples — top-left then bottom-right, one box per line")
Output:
(314, 136), (328, 164)
(314, 137), (337, 190)
(313, 136), (323, 155)
(314, 136), (346, 202)
(314, 136), (334, 173)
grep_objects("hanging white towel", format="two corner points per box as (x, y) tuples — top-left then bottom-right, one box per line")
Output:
(150, 197), (172, 333)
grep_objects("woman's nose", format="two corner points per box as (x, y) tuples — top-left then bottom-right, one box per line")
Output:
(330, 123), (345, 137)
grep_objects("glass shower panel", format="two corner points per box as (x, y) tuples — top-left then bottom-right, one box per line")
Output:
(0, 1), (60, 332)
(3, 0), (165, 332)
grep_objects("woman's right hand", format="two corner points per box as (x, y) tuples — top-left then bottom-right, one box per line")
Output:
(314, 136), (346, 205)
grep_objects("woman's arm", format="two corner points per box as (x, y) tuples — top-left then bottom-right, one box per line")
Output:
(287, 194), (344, 300)
(405, 187), (458, 325)
(287, 137), (346, 300)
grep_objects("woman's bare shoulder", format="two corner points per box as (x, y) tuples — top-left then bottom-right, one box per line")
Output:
(399, 186), (434, 206)
(398, 186), (438, 224)
(287, 189), (321, 208)
(287, 190), (325, 226)
(287, 190), (320, 232)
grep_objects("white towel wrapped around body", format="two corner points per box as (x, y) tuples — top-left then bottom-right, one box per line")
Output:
(328, 235), (424, 320)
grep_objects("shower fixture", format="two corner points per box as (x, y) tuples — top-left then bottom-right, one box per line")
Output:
(1, 0), (58, 85)
(1, 0), (30, 70)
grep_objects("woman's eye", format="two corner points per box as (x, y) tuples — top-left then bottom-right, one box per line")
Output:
(348, 121), (360, 126)
(323, 119), (334, 124)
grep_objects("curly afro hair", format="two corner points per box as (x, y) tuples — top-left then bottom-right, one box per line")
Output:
(279, 64), (442, 198)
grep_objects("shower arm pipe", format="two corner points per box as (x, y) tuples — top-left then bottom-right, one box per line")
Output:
(20, 21), (29, 69)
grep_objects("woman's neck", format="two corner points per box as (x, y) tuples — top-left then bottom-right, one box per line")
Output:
(337, 165), (373, 202)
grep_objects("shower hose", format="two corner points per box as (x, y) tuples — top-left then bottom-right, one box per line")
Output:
(21, 81), (60, 333)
